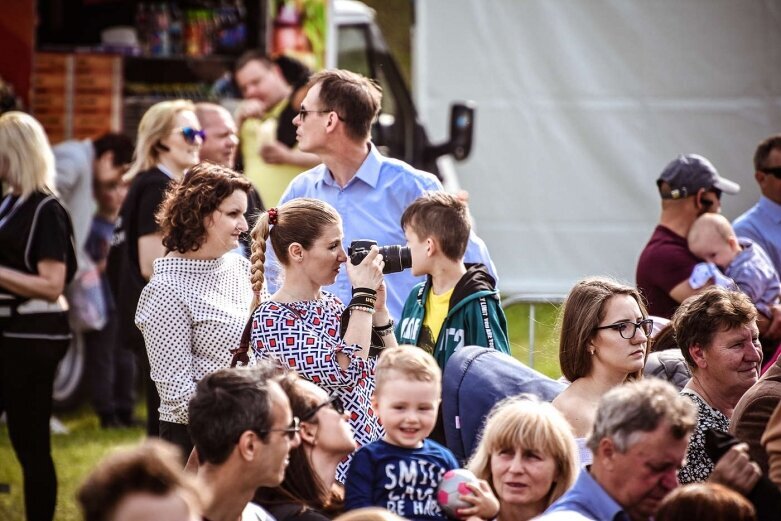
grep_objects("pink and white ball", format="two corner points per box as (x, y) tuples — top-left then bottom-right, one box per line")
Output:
(437, 468), (478, 518)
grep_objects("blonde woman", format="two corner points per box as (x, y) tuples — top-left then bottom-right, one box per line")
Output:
(0, 112), (76, 521)
(468, 396), (579, 521)
(107, 99), (202, 436)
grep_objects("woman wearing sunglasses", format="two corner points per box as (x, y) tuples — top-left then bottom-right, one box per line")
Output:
(135, 163), (254, 458)
(552, 276), (651, 465)
(107, 99), (203, 437)
(255, 374), (356, 520)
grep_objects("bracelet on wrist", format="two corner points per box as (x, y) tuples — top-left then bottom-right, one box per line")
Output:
(373, 319), (394, 332)
(350, 305), (375, 315)
(352, 287), (377, 297)
(375, 326), (395, 337)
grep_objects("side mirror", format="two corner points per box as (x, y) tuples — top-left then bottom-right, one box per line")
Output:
(425, 102), (476, 162)
(447, 102), (475, 161)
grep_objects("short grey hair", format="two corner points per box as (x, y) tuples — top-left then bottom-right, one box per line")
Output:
(587, 379), (696, 453)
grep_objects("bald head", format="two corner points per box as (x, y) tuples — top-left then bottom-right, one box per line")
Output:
(195, 103), (238, 167)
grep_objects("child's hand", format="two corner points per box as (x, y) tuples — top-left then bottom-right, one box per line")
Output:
(456, 479), (500, 520)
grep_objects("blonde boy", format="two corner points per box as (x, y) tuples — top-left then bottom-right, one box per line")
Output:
(344, 347), (498, 520)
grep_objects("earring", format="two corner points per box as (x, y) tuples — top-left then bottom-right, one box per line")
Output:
(589, 348), (595, 355)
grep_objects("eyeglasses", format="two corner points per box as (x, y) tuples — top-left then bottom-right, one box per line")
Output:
(595, 319), (654, 340)
(298, 108), (333, 122)
(259, 416), (300, 440)
(761, 166), (781, 179)
(172, 127), (206, 145)
(300, 395), (344, 422)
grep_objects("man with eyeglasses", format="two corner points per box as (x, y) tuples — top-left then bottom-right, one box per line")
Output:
(636, 154), (740, 320)
(734, 135), (781, 283)
(264, 69), (497, 321)
(189, 364), (300, 521)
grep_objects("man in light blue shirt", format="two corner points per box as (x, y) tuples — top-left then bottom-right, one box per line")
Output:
(537, 380), (696, 521)
(734, 135), (781, 277)
(733, 135), (781, 346)
(263, 69), (496, 319)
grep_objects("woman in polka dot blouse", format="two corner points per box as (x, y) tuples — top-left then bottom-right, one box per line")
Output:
(249, 198), (398, 482)
(136, 163), (255, 457)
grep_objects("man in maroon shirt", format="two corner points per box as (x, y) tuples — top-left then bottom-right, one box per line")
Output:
(636, 154), (739, 319)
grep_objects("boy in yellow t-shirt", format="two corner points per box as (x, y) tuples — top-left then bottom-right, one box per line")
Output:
(395, 192), (509, 369)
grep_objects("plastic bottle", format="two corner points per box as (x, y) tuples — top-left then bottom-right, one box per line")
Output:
(135, 2), (150, 56)
(169, 3), (184, 56)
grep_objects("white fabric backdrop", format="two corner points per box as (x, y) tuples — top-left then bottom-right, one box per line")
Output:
(414, 0), (781, 297)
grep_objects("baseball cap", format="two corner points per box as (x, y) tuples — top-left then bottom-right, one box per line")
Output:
(657, 154), (740, 199)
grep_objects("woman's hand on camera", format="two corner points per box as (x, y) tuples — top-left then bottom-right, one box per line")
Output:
(346, 246), (384, 291)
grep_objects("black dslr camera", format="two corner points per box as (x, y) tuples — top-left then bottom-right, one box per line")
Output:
(348, 239), (412, 274)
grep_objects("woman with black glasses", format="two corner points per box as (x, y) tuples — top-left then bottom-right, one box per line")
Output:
(552, 277), (651, 465)
(107, 99), (202, 437)
(255, 373), (357, 520)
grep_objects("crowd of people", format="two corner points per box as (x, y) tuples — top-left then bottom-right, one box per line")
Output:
(4, 50), (781, 521)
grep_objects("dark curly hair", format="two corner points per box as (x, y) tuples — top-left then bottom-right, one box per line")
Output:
(156, 162), (252, 254)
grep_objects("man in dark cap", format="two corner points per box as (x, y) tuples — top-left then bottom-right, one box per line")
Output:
(636, 154), (740, 319)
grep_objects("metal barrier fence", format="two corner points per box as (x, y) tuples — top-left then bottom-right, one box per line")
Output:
(501, 293), (565, 369)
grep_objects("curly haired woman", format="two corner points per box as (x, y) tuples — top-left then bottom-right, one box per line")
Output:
(135, 162), (254, 457)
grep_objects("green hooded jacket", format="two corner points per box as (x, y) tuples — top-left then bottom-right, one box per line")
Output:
(395, 264), (510, 368)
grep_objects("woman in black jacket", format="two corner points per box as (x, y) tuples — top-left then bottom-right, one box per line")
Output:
(0, 111), (76, 521)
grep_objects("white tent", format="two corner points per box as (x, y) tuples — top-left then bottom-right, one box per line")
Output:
(415, 0), (781, 299)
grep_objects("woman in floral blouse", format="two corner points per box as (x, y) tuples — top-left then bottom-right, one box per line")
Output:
(249, 198), (397, 482)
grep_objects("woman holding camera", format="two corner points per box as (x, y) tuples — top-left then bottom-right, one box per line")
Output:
(135, 163), (254, 458)
(249, 198), (398, 482)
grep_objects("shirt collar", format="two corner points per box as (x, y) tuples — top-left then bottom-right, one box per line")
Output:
(317, 142), (381, 189)
(577, 467), (630, 521)
(156, 163), (177, 180)
(759, 195), (781, 223)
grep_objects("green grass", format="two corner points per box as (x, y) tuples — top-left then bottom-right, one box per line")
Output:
(0, 304), (561, 521)
(504, 302), (562, 379)
(0, 408), (144, 521)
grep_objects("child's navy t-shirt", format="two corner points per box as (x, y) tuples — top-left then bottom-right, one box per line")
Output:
(344, 438), (459, 520)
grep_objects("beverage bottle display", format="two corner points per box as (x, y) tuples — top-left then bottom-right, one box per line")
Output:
(135, 2), (151, 55)
(169, 3), (184, 55)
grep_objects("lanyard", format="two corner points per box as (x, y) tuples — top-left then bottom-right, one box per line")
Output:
(0, 194), (25, 230)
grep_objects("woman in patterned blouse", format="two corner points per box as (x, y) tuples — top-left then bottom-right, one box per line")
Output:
(136, 163), (254, 458)
(249, 198), (398, 482)
(671, 287), (761, 484)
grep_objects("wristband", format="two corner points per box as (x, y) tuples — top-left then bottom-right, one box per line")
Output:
(375, 326), (395, 337)
(352, 287), (377, 297)
(373, 319), (394, 333)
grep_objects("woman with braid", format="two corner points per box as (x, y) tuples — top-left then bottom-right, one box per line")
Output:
(249, 198), (397, 482)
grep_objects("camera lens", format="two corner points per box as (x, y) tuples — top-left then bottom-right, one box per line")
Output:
(379, 245), (412, 274)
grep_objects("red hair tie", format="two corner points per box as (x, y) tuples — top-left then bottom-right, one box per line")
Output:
(268, 207), (278, 225)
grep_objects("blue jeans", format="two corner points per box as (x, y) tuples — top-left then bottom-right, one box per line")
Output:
(84, 313), (136, 420)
